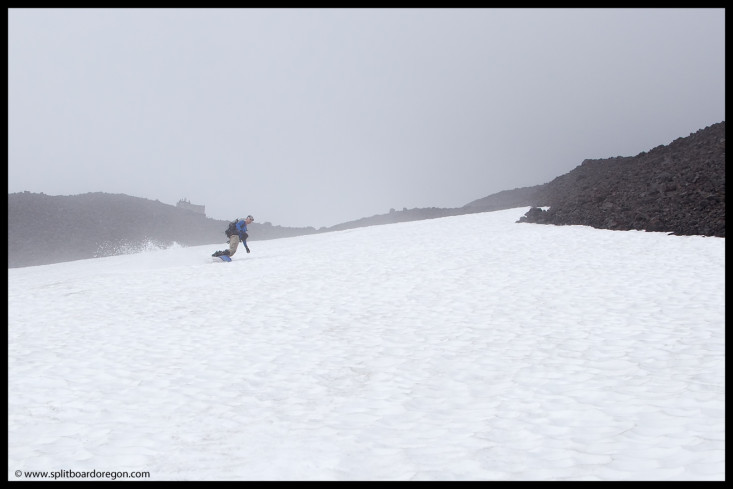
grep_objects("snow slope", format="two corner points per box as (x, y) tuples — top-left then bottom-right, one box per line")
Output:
(8, 208), (725, 480)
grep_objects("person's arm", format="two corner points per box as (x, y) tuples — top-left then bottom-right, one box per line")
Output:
(241, 229), (250, 253)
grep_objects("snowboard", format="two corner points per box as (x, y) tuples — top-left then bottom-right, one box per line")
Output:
(212, 255), (232, 262)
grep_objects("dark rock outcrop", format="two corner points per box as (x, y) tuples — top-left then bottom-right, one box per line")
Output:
(518, 121), (725, 237)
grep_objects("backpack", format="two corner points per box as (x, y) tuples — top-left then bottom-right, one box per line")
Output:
(225, 219), (238, 238)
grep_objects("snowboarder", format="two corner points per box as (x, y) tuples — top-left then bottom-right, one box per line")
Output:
(212, 215), (253, 258)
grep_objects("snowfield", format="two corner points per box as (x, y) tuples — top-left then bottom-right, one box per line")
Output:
(8, 208), (725, 481)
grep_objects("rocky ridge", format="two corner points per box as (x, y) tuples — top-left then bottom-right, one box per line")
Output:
(517, 121), (725, 237)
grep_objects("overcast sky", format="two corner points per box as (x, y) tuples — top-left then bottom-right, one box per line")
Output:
(8, 8), (725, 228)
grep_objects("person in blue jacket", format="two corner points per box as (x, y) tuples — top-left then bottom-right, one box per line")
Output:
(212, 215), (253, 258)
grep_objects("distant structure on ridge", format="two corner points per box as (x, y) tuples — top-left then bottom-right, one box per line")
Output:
(176, 197), (206, 216)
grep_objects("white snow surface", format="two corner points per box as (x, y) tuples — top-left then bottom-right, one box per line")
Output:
(8, 208), (725, 481)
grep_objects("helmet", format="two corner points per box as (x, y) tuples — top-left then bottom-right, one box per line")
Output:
(246, 215), (254, 221)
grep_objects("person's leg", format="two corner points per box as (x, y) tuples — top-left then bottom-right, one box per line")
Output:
(227, 235), (240, 256)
